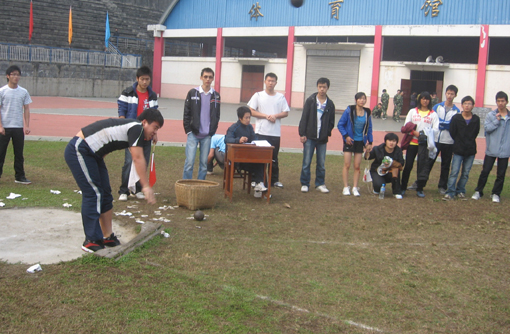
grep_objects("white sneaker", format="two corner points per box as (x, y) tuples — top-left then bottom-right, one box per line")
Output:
(394, 194), (403, 200)
(254, 190), (262, 198)
(352, 187), (361, 197)
(492, 194), (500, 203)
(251, 182), (256, 188)
(254, 182), (267, 192)
(301, 185), (309, 193)
(118, 194), (128, 201)
(471, 191), (481, 200)
(316, 185), (329, 193)
(342, 186), (351, 196)
(273, 181), (284, 188)
(207, 171), (214, 175)
(135, 192), (145, 200)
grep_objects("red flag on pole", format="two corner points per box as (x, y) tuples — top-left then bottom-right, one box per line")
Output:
(149, 149), (156, 187)
(29, 1), (33, 41)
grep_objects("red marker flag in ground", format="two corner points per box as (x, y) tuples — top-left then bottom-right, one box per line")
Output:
(29, 1), (33, 41)
(149, 147), (156, 187)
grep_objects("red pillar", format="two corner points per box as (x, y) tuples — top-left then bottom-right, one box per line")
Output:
(285, 26), (295, 106)
(152, 32), (164, 96)
(214, 28), (224, 93)
(476, 25), (489, 107)
(370, 25), (383, 109)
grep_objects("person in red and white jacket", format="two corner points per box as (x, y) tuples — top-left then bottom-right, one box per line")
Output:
(400, 92), (439, 198)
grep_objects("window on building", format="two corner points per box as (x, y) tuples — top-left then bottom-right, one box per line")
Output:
(382, 37), (479, 64)
(224, 37), (287, 58)
(164, 38), (216, 57)
(295, 36), (374, 43)
(488, 38), (510, 65)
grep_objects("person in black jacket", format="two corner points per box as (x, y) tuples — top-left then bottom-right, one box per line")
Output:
(182, 67), (221, 180)
(298, 78), (335, 193)
(443, 96), (480, 200)
(364, 133), (405, 199)
(225, 107), (266, 195)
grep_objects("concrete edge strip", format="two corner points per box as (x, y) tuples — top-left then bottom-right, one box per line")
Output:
(95, 222), (163, 260)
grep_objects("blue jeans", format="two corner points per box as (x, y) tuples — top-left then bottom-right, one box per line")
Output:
(445, 154), (475, 197)
(300, 139), (327, 187)
(183, 133), (211, 180)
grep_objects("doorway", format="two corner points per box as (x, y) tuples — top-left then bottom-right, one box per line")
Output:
(401, 71), (444, 115)
(240, 65), (264, 103)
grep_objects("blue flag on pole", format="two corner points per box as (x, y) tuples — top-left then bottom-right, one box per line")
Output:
(105, 12), (110, 49)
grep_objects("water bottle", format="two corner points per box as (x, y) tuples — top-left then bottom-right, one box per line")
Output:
(379, 184), (385, 199)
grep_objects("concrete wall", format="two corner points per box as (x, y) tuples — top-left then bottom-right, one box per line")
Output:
(160, 56), (287, 103)
(485, 65), (510, 109)
(160, 57), (216, 99)
(1, 61), (135, 98)
(358, 45), (375, 103)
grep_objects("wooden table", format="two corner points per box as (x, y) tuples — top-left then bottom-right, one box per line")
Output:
(223, 143), (274, 204)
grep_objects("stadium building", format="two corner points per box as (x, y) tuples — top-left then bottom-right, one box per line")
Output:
(148, 0), (510, 114)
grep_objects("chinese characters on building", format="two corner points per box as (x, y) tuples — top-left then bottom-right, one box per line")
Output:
(329, 0), (344, 20)
(249, 2), (264, 21)
(421, 0), (443, 17)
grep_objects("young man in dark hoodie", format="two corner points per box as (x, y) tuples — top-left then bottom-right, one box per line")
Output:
(298, 77), (335, 193)
(443, 96), (480, 200)
(225, 106), (266, 197)
(117, 66), (158, 201)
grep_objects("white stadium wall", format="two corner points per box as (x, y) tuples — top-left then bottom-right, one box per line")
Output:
(161, 57), (216, 99)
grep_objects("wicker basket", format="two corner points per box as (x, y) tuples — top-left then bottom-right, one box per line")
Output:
(175, 179), (220, 210)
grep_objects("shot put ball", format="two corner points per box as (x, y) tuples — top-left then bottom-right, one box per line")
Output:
(194, 210), (205, 221)
(291, 0), (304, 8)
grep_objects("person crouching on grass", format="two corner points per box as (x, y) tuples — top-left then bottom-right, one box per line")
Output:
(225, 106), (267, 197)
(364, 133), (405, 199)
(64, 108), (163, 253)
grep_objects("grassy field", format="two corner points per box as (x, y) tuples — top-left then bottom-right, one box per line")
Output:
(1, 141), (509, 333)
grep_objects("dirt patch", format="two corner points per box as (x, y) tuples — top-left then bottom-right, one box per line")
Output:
(0, 208), (137, 265)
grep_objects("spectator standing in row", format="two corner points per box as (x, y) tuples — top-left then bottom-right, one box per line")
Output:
(443, 96), (480, 200)
(298, 77), (335, 193)
(472, 91), (510, 203)
(337, 92), (373, 197)
(248, 72), (289, 188)
(400, 92), (439, 198)
(182, 67), (221, 180)
(117, 66), (158, 201)
(393, 89), (403, 122)
(0, 65), (32, 185)
(431, 85), (460, 195)
(381, 89), (389, 120)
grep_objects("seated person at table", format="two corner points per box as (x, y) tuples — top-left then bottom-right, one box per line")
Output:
(225, 106), (267, 195)
(364, 132), (405, 199)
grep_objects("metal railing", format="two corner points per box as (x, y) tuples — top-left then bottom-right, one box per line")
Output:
(111, 36), (154, 51)
(0, 42), (142, 68)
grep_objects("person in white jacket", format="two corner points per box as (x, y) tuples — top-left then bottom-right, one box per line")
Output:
(401, 92), (439, 198)
(431, 85), (461, 194)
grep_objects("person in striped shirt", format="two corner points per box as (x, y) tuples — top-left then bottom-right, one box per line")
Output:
(64, 108), (163, 253)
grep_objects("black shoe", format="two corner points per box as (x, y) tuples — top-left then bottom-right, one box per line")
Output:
(82, 239), (105, 253)
(103, 233), (121, 247)
(15, 177), (32, 185)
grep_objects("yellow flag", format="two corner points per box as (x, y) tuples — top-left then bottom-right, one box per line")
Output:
(68, 6), (73, 45)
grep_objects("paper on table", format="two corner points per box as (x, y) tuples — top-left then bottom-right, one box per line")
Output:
(251, 140), (271, 147)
